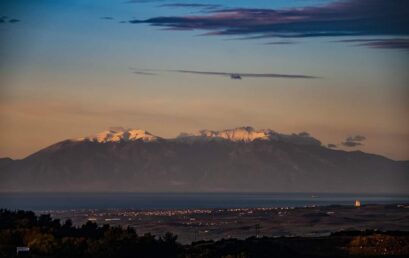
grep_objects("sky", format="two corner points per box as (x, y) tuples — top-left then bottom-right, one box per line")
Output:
(0, 0), (408, 160)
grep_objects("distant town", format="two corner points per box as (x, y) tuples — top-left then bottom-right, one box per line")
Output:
(38, 204), (409, 243)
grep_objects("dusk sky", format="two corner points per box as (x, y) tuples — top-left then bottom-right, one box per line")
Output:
(0, 0), (408, 160)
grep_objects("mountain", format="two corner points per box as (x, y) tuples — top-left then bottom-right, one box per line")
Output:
(0, 158), (13, 168)
(0, 127), (408, 193)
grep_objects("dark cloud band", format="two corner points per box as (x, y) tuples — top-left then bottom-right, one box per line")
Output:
(128, 0), (409, 50)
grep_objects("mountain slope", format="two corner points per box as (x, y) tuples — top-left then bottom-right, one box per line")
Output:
(0, 127), (407, 193)
(0, 157), (13, 169)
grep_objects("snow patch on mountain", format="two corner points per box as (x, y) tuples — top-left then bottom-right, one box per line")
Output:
(177, 126), (321, 145)
(76, 127), (159, 143)
(74, 126), (320, 146)
(179, 126), (273, 142)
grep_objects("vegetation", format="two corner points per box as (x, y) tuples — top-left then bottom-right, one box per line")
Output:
(0, 209), (408, 258)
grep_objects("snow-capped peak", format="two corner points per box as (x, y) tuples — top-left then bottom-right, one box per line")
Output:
(178, 126), (276, 142)
(73, 126), (320, 146)
(76, 127), (159, 143)
(199, 126), (274, 142)
(177, 126), (321, 145)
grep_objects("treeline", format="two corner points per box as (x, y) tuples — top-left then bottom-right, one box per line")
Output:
(0, 209), (180, 258)
(0, 209), (408, 258)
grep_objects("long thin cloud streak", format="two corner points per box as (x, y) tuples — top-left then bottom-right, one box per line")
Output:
(158, 3), (222, 10)
(173, 70), (318, 79)
(335, 38), (409, 50)
(133, 71), (157, 76)
(131, 69), (318, 80)
(126, 0), (165, 3)
(128, 0), (409, 49)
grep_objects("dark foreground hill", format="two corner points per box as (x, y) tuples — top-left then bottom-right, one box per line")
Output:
(0, 127), (408, 192)
(0, 209), (408, 258)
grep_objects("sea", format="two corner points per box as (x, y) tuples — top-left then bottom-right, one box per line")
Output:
(0, 192), (408, 210)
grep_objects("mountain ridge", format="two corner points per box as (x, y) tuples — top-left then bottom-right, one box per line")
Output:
(70, 126), (323, 146)
(0, 127), (407, 193)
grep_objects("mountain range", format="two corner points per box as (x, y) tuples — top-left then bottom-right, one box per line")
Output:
(0, 127), (408, 193)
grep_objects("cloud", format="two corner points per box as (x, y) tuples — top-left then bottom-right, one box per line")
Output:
(126, 0), (165, 3)
(0, 16), (20, 24)
(132, 71), (157, 76)
(132, 69), (319, 80)
(342, 141), (362, 147)
(158, 3), (222, 10)
(342, 135), (366, 147)
(335, 38), (409, 50)
(173, 69), (318, 79)
(129, 68), (157, 76)
(327, 144), (337, 148)
(264, 41), (296, 45)
(346, 135), (366, 142)
(128, 0), (409, 48)
(101, 17), (114, 20)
